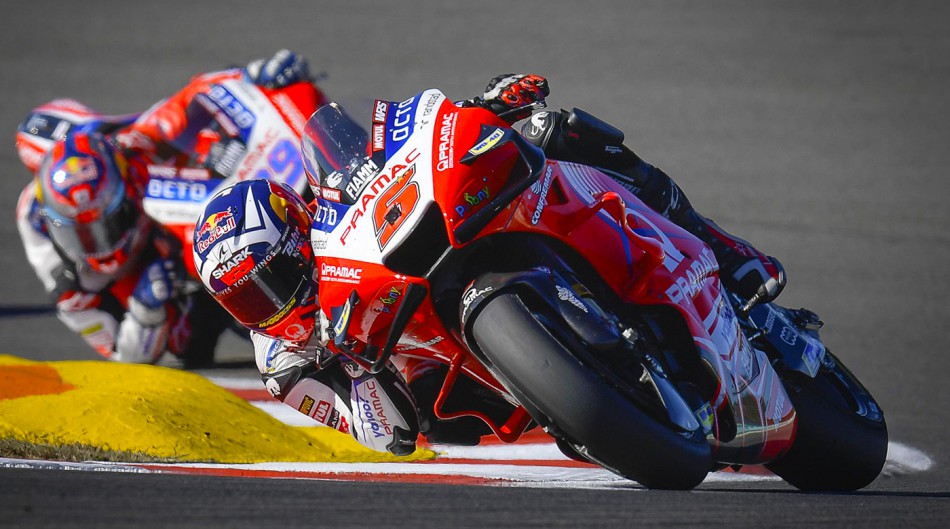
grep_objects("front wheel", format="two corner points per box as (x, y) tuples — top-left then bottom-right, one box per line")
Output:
(471, 292), (711, 490)
(766, 351), (888, 491)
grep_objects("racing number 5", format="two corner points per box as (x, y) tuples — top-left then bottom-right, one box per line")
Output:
(373, 166), (420, 250)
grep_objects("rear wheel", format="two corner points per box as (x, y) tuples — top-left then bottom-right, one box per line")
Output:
(766, 351), (888, 491)
(471, 292), (711, 489)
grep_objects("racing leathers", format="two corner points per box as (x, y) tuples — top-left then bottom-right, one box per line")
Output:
(252, 330), (420, 456)
(15, 158), (199, 364)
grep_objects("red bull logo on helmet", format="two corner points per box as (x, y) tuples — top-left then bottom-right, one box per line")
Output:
(196, 207), (236, 253)
(52, 156), (100, 190)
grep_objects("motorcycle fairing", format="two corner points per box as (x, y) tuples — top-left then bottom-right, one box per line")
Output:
(497, 160), (796, 463)
(142, 78), (315, 277)
(305, 89), (795, 460)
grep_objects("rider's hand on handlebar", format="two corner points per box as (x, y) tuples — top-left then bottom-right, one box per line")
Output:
(479, 73), (550, 123)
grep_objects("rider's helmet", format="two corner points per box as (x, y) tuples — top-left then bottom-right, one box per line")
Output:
(36, 132), (150, 274)
(193, 179), (317, 342)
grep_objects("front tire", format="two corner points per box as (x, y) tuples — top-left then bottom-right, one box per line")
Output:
(471, 292), (711, 489)
(766, 351), (888, 491)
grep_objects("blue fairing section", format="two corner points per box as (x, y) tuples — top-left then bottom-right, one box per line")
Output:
(171, 84), (257, 152)
(204, 84), (257, 142)
(146, 177), (224, 204)
(312, 198), (349, 234)
(385, 94), (421, 158)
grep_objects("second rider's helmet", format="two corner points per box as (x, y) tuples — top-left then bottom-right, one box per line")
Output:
(36, 132), (150, 274)
(193, 179), (317, 342)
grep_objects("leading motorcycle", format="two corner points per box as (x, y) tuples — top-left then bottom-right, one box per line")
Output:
(300, 89), (888, 490)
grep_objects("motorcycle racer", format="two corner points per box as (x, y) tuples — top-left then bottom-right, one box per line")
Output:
(16, 131), (198, 364)
(192, 73), (787, 453)
(193, 180), (420, 455)
(14, 50), (327, 367)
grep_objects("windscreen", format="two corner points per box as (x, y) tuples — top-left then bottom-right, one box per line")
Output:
(301, 103), (374, 205)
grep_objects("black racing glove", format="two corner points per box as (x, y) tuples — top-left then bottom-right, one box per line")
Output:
(474, 73), (550, 123)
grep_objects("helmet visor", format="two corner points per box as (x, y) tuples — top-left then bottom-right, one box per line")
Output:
(46, 199), (139, 262)
(213, 249), (314, 329)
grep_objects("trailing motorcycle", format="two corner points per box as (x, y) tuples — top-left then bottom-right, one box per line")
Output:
(300, 89), (888, 490)
(15, 76), (317, 279)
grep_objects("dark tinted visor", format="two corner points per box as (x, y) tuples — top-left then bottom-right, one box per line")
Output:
(213, 249), (313, 328)
(47, 200), (139, 261)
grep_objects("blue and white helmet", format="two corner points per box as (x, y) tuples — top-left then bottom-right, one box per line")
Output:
(193, 179), (317, 342)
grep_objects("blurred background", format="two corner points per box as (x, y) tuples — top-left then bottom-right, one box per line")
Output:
(1, 0), (948, 479)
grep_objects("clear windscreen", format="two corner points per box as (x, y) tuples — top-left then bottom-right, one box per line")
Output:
(301, 103), (371, 200)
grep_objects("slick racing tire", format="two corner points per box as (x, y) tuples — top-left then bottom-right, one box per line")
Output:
(471, 292), (711, 490)
(766, 350), (888, 491)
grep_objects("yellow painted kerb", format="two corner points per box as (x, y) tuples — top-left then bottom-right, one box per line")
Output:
(0, 354), (432, 463)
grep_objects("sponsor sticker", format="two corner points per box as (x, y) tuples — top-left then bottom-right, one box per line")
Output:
(299, 395), (315, 415)
(147, 177), (217, 203)
(435, 111), (457, 171)
(195, 207), (237, 253)
(386, 95), (419, 156)
(321, 187), (342, 202)
(321, 263), (363, 284)
(530, 166), (554, 224)
(206, 84), (256, 139)
(344, 159), (382, 201)
(455, 186), (490, 218)
(372, 100), (388, 124)
(467, 128), (504, 157)
(314, 400), (331, 423)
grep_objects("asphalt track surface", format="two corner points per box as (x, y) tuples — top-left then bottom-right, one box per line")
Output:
(1, 1), (949, 527)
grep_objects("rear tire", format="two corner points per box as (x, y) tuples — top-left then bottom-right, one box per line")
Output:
(471, 292), (711, 489)
(766, 351), (888, 491)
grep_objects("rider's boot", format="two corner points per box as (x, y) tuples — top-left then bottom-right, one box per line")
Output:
(343, 361), (421, 456)
(521, 109), (786, 308)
